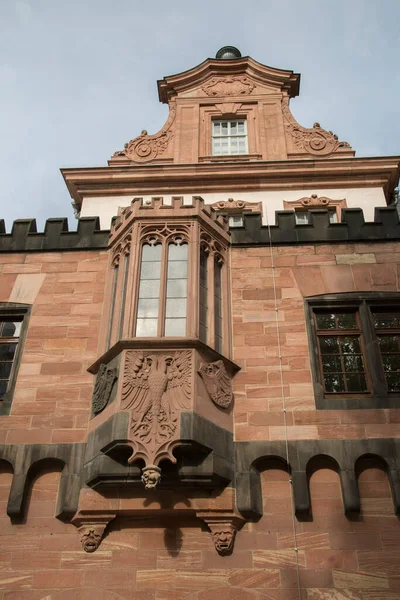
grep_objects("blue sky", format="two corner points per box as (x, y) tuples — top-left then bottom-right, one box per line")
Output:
(1, 0), (399, 229)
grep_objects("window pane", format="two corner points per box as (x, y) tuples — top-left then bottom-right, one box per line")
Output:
(166, 279), (187, 298)
(319, 336), (339, 354)
(386, 373), (400, 392)
(138, 280), (161, 298)
(0, 380), (7, 399)
(165, 298), (187, 318)
(381, 354), (400, 372)
(343, 355), (364, 372)
(374, 312), (400, 328)
(324, 374), (345, 393)
(346, 373), (367, 392)
(238, 121), (245, 134)
(165, 318), (186, 336)
(0, 363), (12, 378)
(136, 319), (158, 337)
(0, 322), (21, 338)
(0, 344), (17, 361)
(137, 299), (159, 318)
(167, 261), (188, 279)
(140, 261), (161, 280)
(328, 210), (338, 223)
(213, 122), (221, 135)
(230, 122), (237, 135)
(168, 243), (188, 261)
(295, 212), (310, 225)
(378, 335), (400, 353)
(340, 336), (361, 354)
(336, 313), (357, 330)
(322, 355), (342, 372)
(142, 244), (162, 262)
(316, 313), (336, 330)
(221, 122), (228, 135)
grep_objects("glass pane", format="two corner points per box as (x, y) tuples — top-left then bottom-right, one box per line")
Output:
(140, 261), (161, 280)
(166, 279), (187, 298)
(165, 298), (187, 318)
(238, 139), (246, 153)
(321, 355), (342, 372)
(168, 243), (188, 261)
(328, 210), (338, 223)
(382, 354), (400, 372)
(230, 122), (237, 135)
(343, 355), (364, 372)
(213, 122), (221, 135)
(238, 121), (245, 134)
(346, 373), (368, 392)
(0, 380), (7, 399)
(295, 212), (310, 225)
(137, 299), (159, 318)
(138, 280), (161, 299)
(386, 372), (400, 392)
(319, 336), (339, 354)
(374, 312), (400, 328)
(316, 313), (336, 330)
(167, 261), (188, 279)
(0, 344), (17, 361)
(0, 321), (21, 338)
(340, 336), (361, 354)
(165, 318), (186, 336)
(0, 363), (12, 378)
(324, 373), (345, 393)
(136, 319), (158, 337)
(336, 313), (357, 330)
(221, 122), (228, 135)
(378, 335), (400, 353)
(141, 244), (162, 262)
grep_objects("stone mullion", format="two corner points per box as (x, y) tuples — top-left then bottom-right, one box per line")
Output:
(123, 223), (141, 338)
(187, 222), (200, 339)
(157, 239), (169, 337)
(207, 250), (216, 350)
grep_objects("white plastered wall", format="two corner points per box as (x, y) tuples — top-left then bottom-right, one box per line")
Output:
(80, 188), (387, 230)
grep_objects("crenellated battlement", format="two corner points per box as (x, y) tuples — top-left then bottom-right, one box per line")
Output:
(231, 206), (400, 246)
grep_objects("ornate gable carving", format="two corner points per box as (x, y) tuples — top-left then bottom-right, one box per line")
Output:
(282, 97), (352, 157)
(210, 197), (262, 214)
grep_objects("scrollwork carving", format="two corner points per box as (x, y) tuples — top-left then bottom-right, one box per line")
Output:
(198, 360), (233, 409)
(202, 76), (255, 97)
(299, 194), (330, 207)
(121, 350), (192, 489)
(112, 100), (176, 163)
(282, 97), (351, 156)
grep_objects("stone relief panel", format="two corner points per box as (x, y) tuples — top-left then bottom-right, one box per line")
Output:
(92, 364), (118, 415)
(121, 350), (192, 489)
(198, 360), (233, 409)
(201, 75), (256, 97)
(282, 97), (351, 156)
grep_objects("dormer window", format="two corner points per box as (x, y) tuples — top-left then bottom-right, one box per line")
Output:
(295, 209), (338, 225)
(212, 120), (248, 156)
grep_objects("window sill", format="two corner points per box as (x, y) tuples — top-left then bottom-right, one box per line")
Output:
(199, 153), (262, 163)
(316, 395), (400, 410)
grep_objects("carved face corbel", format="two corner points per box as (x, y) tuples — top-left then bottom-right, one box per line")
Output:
(208, 522), (237, 555)
(78, 525), (105, 553)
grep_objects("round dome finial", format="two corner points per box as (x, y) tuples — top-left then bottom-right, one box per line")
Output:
(215, 46), (242, 60)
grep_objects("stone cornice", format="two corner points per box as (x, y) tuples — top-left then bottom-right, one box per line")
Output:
(157, 56), (300, 103)
(61, 156), (400, 208)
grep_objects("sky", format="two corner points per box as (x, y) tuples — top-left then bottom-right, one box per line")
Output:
(1, 0), (400, 230)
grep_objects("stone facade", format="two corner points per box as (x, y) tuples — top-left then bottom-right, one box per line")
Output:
(0, 48), (399, 599)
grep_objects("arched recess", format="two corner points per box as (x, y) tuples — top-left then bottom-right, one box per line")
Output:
(0, 460), (13, 513)
(19, 458), (65, 523)
(253, 456), (293, 534)
(306, 454), (345, 519)
(355, 453), (399, 516)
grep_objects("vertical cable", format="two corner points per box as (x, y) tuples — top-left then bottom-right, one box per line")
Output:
(265, 209), (302, 600)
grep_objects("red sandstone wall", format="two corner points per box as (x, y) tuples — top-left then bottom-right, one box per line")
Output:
(231, 242), (400, 441)
(0, 250), (107, 444)
(0, 243), (399, 598)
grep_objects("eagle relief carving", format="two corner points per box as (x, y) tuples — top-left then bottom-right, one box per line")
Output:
(198, 360), (233, 409)
(121, 350), (192, 489)
(92, 364), (118, 415)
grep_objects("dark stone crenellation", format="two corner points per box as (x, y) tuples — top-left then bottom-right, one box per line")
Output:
(0, 217), (109, 252)
(230, 206), (400, 246)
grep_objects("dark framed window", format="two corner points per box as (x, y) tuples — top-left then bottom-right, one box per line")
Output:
(306, 293), (400, 409)
(0, 303), (30, 416)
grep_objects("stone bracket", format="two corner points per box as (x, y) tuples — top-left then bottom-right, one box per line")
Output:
(72, 513), (116, 553)
(196, 511), (245, 555)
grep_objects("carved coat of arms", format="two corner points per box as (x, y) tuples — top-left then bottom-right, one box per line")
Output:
(121, 351), (192, 489)
(92, 364), (118, 415)
(198, 360), (233, 409)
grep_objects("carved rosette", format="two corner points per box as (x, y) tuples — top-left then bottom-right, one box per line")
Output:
(202, 75), (255, 97)
(282, 97), (351, 156)
(198, 360), (233, 409)
(113, 100), (176, 163)
(92, 364), (118, 415)
(121, 350), (192, 489)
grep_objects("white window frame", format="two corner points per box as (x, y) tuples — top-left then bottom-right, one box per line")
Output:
(295, 209), (338, 225)
(212, 120), (248, 156)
